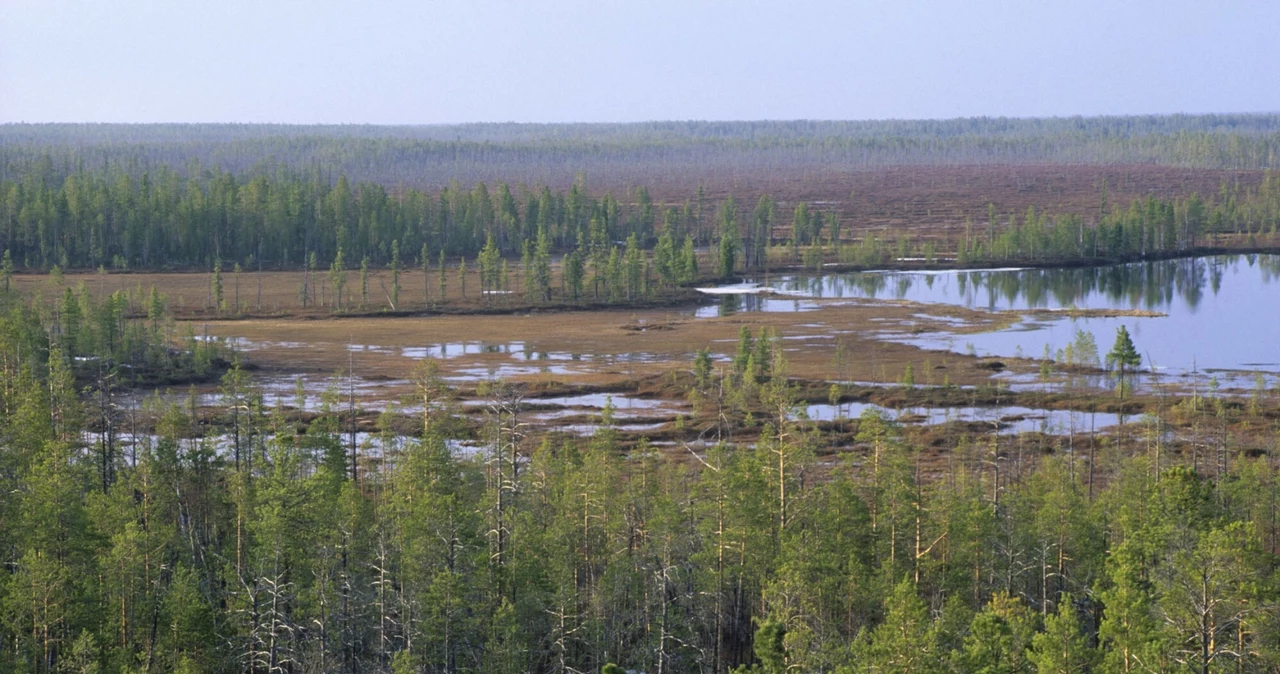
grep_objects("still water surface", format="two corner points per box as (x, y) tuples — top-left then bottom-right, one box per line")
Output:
(708, 254), (1280, 378)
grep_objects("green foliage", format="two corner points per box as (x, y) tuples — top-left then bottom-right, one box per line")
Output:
(389, 239), (401, 309)
(564, 245), (585, 301)
(210, 258), (223, 311)
(854, 580), (941, 673)
(359, 255), (370, 308)
(1, 249), (13, 292)
(679, 234), (698, 283)
(952, 592), (1037, 674)
(4, 282), (1280, 671)
(717, 197), (739, 279)
(329, 247), (347, 309)
(1029, 595), (1098, 674)
(478, 233), (501, 297)
(1106, 325), (1142, 398)
(532, 226), (552, 302)
(1060, 328), (1100, 368)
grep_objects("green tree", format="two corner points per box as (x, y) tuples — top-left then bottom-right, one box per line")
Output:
(1156, 522), (1268, 674)
(360, 255), (370, 309)
(532, 226), (552, 302)
(478, 233), (501, 299)
(717, 198), (739, 279)
(654, 228), (676, 287)
(749, 618), (787, 674)
(1106, 325), (1142, 398)
(328, 248), (347, 309)
(564, 246), (585, 301)
(420, 243), (430, 307)
(1029, 594), (1098, 674)
(211, 258), (223, 311)
(458, 256), (467, 298)
(624, 233), (644, 300)
(438, 248), (446, 303)
(1, 249), (14, 292)
(1098, 540), (1166, 674)
(679, 234), (698, 283)
(953, 592), (1037, 674)
(854, 580), (941, 673)
(389, 240), (401, 310)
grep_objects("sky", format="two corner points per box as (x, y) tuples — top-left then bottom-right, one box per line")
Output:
(1, 0), (1278, 124)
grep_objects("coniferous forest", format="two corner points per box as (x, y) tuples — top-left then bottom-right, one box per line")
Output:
(3, 118), (1280, 673)
(4, 282), (1280, 673)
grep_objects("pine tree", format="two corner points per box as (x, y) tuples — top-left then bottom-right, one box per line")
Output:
(564, 248), (585, 301)
(717, 198), (739, 279)
(389, 240), (401, 310)
(654, 228), (676, 287)
(679, 234), (698, 283)
(533, 226), (552, 302)
(329, 248), (347, 310)
(624, 233), (643, 300)
(1030, 594), (1098, 673)
(438, 249), (446, 302)
(857, 580), (941, 673)
(1098, 541), (1165, 674)
(211, 258), (224, 312)
(360, 255), (370, 309)
(953, 592), (1037, 674)
(420, 243), (430, 307)
(233, 262), (243, 312)
(1, 248), (14, 292)
(459, 257), (467, 298)
(1106, 325), (1142, 398)
(479, 233), (501, 298)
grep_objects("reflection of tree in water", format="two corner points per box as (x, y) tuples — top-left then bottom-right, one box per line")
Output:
(1174, 257), (1206, 311)
(1208, 258), (1225, 296)
(893, 275), (913, 299)
(848, 274), (890, 298)
(718, 294), (743, 315)
(933, 256), (1243, 311)
(1258, 254), (1280, 281)
(750, 254), (1274, 313)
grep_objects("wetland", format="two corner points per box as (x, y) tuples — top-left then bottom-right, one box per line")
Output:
(112, 252), (1277, 473)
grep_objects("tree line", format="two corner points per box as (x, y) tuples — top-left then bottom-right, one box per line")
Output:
(4, 156), (1280, 283)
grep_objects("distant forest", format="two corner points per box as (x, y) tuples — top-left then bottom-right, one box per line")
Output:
(1, 115), (1279, 271)
(4, 115), (1280, 189)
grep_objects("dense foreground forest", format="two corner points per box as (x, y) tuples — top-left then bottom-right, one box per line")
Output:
(3, 284), (1280, 673)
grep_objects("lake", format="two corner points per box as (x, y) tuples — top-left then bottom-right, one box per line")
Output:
(709, 254), (1280, 382)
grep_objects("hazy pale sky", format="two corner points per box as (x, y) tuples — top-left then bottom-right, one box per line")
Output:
(2, 0), (1277, 124)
